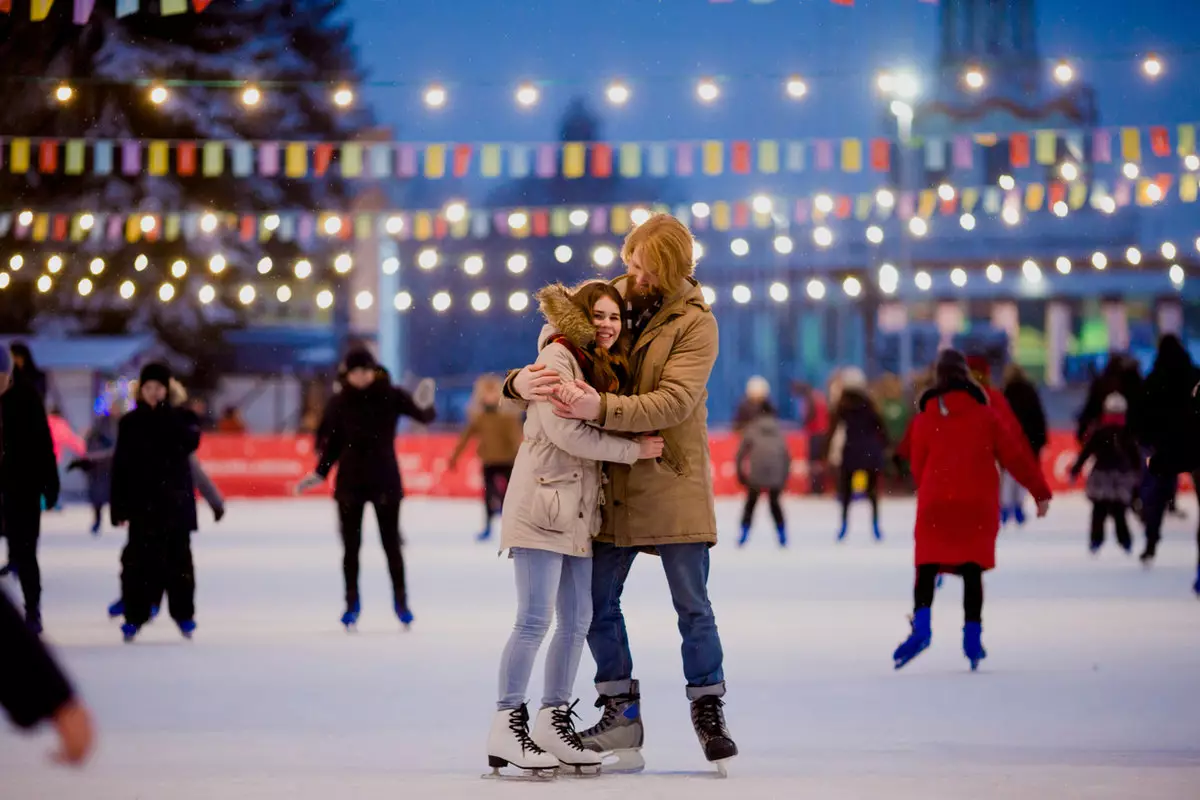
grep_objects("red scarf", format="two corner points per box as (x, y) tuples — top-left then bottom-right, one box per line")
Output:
(548, 335), (620, 393)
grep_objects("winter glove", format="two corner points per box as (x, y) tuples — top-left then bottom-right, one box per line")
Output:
(212, 505), (226, 523)
(413, 378), (436, 410)
(294, 473), (325, 495)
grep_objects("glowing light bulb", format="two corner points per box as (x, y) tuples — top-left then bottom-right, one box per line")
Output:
(843, 276), (862, 298)
(134, 254), (148, 271)
(592, 246), (615, 267)
(241, 86), (262, 107)
(424, 84), (447, 108)
(691, 202), (711, 219)
(785, 75), (808, 98)
(140, 215), (156, 233)
(554, 245), (573, 264)
(1060, 162), (1079, 181)
(805, 279), (826, 300)
(276, 285), (292, 303)
(1123, 162), (1140, 179)
(508, 291), (529, 312)
(696, 78), (720, 103)
(470, 291), (491, 312)
(323, 216), (343, 236)
(89, 257), (105, 275)
(394, 291), (413, 311)
(1162, 241), (1177, 260)
(730, 238), (749, 257)
(1056, 257), (1072, 274)
(463, 255), (484, 275)
(769, 282), (790, 302)
(294, 259), (313, 279)
(963, 67), (985, 90)
(79, 213), (95, 231)
(257, 257), (273, 274)
(875, 189), (895, 208)
(208, 254), (226, 274)
(1002, 207), (1020, 226)
(867, 225), (884, 244)
(950, 268), (968, 287)
(1053, 61), (1074, 85)
(693, 241), (704, 260)
(385, 215), (404, 235)
(55, 84), (73, 103)
(171, 260), (187, 279)
(960, 213), (976, 231)
(774, 235), (794, 255)
(382, 257), (399, 275)
(1022, 259), (1042, 283)
(732, 284), (752, 304)
(986, 263), (1003, 283)
(1142, 54), (1163, 78)
(1053, 201), (1069, 217)
(813, 226), (833, 248)
(507, 211), (528, 230)
(239, 285), (257, 305)
(915, 270), (932, 291)
(506, 254), (528, 274)
(119, 280), (135, 299)
(515, 83), (540, 107)
(47, 255), (63, 273)
(814, 194), (834, 214)
(77, 278), (93, 297)
(1169, 264), (1184, 285)
(444, 201), (467, 223)
(200, 212), (218, 233)
(908, 217), (928, 237)
(334, 253), (353, 274)
(264, 214), (280, 231)
(1092, 252), (1108, 270)
(149, 85), (169, 105)
(606, 82), (630, 105)
(431, 291), (452, 312)
(998, 174), (1015, 191)
(937, 183), (955, 202)
(701, 286), (716, 305)
(8, 255), (23, 271)
(332, 86), (354, 108)
(354, 290), (372, 310)
(17, 211), (33, 227)
(316, 290), (334, 310)
(569, 209), (589, 226)
(417, 249), (438, 270)
(37, 275), (52, 293)
(1126, 247), (1142, 265)
(159, 282), (176, 302)
(752, 195), (774, 215)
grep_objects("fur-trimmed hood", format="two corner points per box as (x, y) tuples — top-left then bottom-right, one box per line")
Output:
(129, 377), (188, 407)
(918, 378), (988, 414)
(535, 282), (602, 351)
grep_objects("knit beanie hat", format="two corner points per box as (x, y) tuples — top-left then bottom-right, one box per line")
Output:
(344, 348), (377, 372)
(139, 361), (172, 389)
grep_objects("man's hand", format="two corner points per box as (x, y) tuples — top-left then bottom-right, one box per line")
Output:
(550, 380), (602, 422)
(51, 699), (95, 766)
(294, 473), (324, 495)
(513, 363), (561, 401)
(1036, 499), (1050, 518)
(552, 380), (587, 407)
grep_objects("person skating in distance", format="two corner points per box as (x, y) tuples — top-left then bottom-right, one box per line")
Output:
(296, 349), (436, 629)
(504, 214), (737, 776)
(485, 280), (663, 779)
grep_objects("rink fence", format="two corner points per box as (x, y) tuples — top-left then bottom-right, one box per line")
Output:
(193, 431), (1140, 498)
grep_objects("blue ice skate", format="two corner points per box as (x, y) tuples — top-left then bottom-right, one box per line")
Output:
(1192, 566), (1199, 597)
(836, 521), (848, 542)
(775, 524), (787, 547)
(872, 521), (883, 542)
(963, 622), (987, 671)
(999, 506), (1011, 525)
(892, 607), (932, 670)
(340, 599), (361, 629)
(178, 620), (197, 639)
(107, 599), (124, 618)
(121, 622), (139, 643)
(395, 602), (414, 629)
(1012, 505), (1026, 526)
(738, 524), (751, 547)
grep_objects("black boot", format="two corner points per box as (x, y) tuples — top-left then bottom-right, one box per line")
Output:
(690, 695), (738, 763)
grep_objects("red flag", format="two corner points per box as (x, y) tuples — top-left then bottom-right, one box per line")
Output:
(939, 196), (958, 216)
(38, 140), (58, 173)
(835, 195), (852, 220)
(0, 1), (13, 12)
(1149, 126), (1170, 157)
(1048, 181), (1066, 207)
(731, 141), (751, 174)
(52, 214), (68, 241)
(433, 216), (448, 240)
(591, 143), (613, 178)
(193, 0), (214, 10)
(1009, 133), (1031, 168)
(240, 215), (255, 242)
(176, 142), (197, 176)
(869, 138), (890, 172)
(452, 144), (472, 177)
(314, 143), (333, 176)
(532, 210), (549, 237)
(732, 201), (749, 228)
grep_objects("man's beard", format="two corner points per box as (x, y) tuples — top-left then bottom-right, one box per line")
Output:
(627, 281), (662, 312)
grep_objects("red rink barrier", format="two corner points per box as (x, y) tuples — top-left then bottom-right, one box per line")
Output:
(194, 430), (1167, 499)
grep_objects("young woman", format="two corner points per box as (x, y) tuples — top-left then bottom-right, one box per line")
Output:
(486, 281), (663, 778)
(448, 374), (523, 542)
(894, 350), (1051, 671)
(826, 367), (888, 542)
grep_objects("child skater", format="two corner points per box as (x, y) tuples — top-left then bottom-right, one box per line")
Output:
(1070, 393), (1141, 554)
(110, 363), (203, 643)
(735, 402), (791, 547)
(448, 374), (523, 542)
(485, 280), (662, 778)
(894, 349), (1051, 671)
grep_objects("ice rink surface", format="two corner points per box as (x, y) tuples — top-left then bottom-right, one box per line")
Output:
(3, 493), (1198, 799)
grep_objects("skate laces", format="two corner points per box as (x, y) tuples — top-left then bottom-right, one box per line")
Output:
(550, 700), (585, 749)
(691, 697), (728, 738)
(508, 704), (548, 755)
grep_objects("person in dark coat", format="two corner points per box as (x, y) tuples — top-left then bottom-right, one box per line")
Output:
(0, 347), (59, 633)
(0, 590), (95, 765)
(296, 348), (436, 629)
(735, 408), (792, 547)
(110, 362), (203, 642)
(1076, 353), (1143, 443)
(1001, 364), (1049, 524)
(8, 342), (48, 405)
(893, 349), (1052, 672)
(825, 368), (887, 542)
(1132, 334), (1200, 565)
(732, 376), (777, 433)
(81, 413), (119, 535)
(1070, 393), (1141, 554)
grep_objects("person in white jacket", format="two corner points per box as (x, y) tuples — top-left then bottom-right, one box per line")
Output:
(486, 280), (662, 779)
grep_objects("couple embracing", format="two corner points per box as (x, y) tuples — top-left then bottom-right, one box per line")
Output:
(485, 214), (738, 778)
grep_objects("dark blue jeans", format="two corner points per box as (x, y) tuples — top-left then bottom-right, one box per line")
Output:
(588, 540), (725, 700)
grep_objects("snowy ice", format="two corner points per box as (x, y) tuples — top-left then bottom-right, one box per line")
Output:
(3, 494), (1199, 798)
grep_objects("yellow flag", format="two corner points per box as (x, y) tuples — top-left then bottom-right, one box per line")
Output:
(1035, 130), (1057, 165)
(757, 140), (779, 174)
(341, 143), (363, 178)
(413, 212), (433, 241)
(424, 144), (446, 179)
(610, 206), (630, 234)
(124, 214), (140, 243)
(550, 208), (569, 236)
(563, 143), (585, 178)
(10, 138), (30, 173)
(1180, 174), (1198, 203)
(1025, 183), (1045, 211)
(854, 194), (872, 221)
(202, 142), (224, 176)
(917, 190), (936, 218)
(619, 143), (642, 178)
(1068, 182), (1088, 209)
(285, 143), (307, 177)
(481, 145), (502, 177)
(841, 139), (862, 172)
(148, 141), (169, 176)
(355, 214), (372, 241)
(961, 188), (979, 212)
(1178, 124), (1196, 157)
(32, 214), (50, 242)
(1135, 179), (1152, 206)
(65, 140), (85, 175)
(1120, 128), (1141, 162)
(450, 217), (469, 239)
(702, 141), (723, 175)
(712, 201), (731, 231)
(165, 214), (181, 241)
(31, 0), (54, 22)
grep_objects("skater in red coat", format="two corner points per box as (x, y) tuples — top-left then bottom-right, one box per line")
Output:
(893, 349), (1052, 671)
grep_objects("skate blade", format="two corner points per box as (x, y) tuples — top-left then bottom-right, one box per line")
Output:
(560, 764), (603, 778)
(481, 766), (558, 781)
(714, 758), (732, 778)
(598, 748), (645, 773)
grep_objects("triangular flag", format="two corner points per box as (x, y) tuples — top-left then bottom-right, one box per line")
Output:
(193, 0), (214, 10)
(73, 0), (95, 24)
(31, 0), (53, 21)
(161, 0), (187, 15)
(116, 0), (138, 17)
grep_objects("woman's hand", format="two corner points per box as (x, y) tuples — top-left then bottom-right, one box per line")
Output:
(552, 381), (587, 406)
(551, 380), (602, 421)
(51, 699), (95, 766)
(635, 436), (664, 460)
(513, 364), (562, 401)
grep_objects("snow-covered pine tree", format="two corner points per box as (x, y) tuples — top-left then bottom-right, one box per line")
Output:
(0, 0), (370, 342)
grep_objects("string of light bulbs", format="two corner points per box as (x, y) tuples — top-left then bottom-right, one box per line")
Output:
(21, 47), (1192, 114)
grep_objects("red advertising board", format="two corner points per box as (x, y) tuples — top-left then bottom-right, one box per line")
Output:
(195, 430), (1138, 499)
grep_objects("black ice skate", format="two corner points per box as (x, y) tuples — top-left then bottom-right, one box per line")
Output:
(579, 680), (645, 773)
(690, 695), (738, 777)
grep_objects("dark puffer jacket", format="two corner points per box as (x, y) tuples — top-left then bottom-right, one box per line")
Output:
(110, 403), (202, 532)
(826, 388), (887, 473)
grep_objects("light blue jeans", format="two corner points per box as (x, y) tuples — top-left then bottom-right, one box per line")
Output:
(498, 548), (593, 710)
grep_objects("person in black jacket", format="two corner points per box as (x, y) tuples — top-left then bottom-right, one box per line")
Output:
(110, 362), (203, 642)
(825, 368), (888, 542)
(297, 348), (436, 629)
(0, 348), (59, 633)
(1070, 393), (1142, 553)
(0, 590), (95, 765)
(1001, 364), (1049, 523)
(9, 341), (48, 405)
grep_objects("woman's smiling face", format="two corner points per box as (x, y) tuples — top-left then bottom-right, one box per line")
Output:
(592, 295), (622, 351)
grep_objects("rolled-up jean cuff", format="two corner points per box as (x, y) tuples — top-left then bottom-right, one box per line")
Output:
(686, 681), (726, 700)
(596, 679), (633, 696)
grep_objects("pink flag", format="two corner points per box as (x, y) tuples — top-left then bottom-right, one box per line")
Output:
(74, 0), (96, 24)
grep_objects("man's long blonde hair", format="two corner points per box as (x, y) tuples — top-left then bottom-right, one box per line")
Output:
(621, 214), (696, 295)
